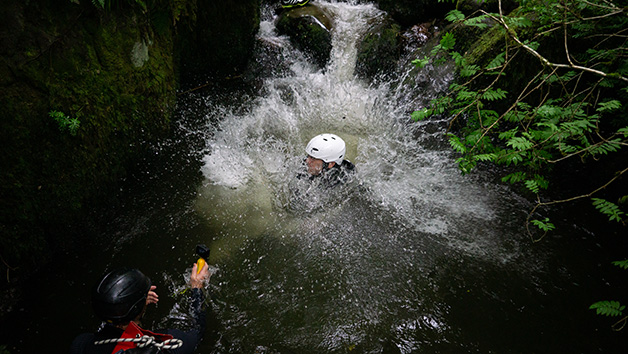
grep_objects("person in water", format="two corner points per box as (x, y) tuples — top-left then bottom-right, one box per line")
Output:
(70, 262), (210, 354)
(302, 133), (355, 187)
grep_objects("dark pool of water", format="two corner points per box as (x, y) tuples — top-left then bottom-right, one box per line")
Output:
(2, 2), (627, 352)
(1, 89), (625, 354)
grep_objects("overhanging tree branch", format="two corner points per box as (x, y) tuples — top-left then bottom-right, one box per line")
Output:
(484, 8), (628, 83)
(526, 165), (628, 241)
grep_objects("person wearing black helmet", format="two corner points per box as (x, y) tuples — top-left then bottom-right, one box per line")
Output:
(70, 262), (210, 354)
(301, 133), (355, 188)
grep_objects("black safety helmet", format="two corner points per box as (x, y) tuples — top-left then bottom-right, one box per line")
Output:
(92, 268), (151, 323)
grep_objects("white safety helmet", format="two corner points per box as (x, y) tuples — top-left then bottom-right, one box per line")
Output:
(305, 133), (346, 165)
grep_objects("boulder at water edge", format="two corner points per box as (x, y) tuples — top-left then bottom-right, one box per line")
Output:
(276, 4), (333, 69)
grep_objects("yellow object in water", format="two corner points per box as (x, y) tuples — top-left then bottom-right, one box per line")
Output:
(195, 244), (210, 274)
(196, 258), (205, 274)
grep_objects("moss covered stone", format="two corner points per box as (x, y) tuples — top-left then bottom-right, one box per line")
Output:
(275, 4), (333, 69)
(0, 0), (262, 281)
(0, 0), (176, 273)
(450, 7), (545, 99)
(356, 16), (402, 81)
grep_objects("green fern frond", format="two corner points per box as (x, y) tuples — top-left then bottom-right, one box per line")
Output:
(487, 52), (506, 70)
(459, 64), (480, 77)
(439, 32), (456, 51)
(531, 218), (555, 232)
(504, 110), (527, 122)
(456, 89), (478, 101)
(555, 142), (579, 153)
(592, 198), (625, 222)
(525, 179), (540, 193)
(532, 175), (549, 190)
(463, 15), (490, 29)
(589, 140), (621, 156)
(473, 153), (496, 162)
(612, 260), (628, 270)
(596, 100), (621, 113)
(482, 88), (508, 101)
(589, 301), (625, 317)
(411, 108), (432, 121)
(536, 104), (562, 119)
(499, 128), (519, 140)
(501, 171), (527, 184)
(448, 134), (466, 153)
(412, 57), (430, 69)
(507, 136), (533, 151)
(503, 16), (533, 28)
(445, 10), (465, 22)
(497, 150), (524, 166)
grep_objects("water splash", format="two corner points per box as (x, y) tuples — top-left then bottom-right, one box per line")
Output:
(193, 2), (535, 352)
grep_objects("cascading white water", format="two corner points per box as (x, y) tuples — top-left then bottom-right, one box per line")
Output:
(193, 2), (539, 352)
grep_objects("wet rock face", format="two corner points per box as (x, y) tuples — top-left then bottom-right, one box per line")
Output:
(176, 0), (261, 86)
(373, 0), (438, 27)
(0, 0), (180, 271)
(275, 4), (333, 69)
(355, 16), (402, 81)
(401, 22), (434, 55)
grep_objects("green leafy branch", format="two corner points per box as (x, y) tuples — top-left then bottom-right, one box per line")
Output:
(590, 259), (628, 331)
(479, 8), (628, 84)
(590, 301), (625, 317)
(412, 0), (628, 240)
(612, 260), (628, 270)
(592, 198), (625, 223)
(524, 166), (627, 242)
(413, 0), (628, 330)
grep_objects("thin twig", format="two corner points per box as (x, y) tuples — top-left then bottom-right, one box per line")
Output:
(612, 315), (628, 331)
(526, 166), (628, 241)
(480, 10), (628, 83)
(581, 0), (619, 10)
(177, 83), (212, 95)
(1, 253), (17, 283)
(546, 135), (628, 164)
(564, 4), (576, 67)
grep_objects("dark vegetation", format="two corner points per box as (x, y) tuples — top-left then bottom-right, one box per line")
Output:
(0, 0), (259, 312)
(413, 0), (627, 326)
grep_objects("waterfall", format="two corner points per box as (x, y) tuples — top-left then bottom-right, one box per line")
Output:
(192, 2), (539, 352)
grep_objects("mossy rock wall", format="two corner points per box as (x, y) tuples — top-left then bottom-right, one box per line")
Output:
(448, 8), (551, 112)
(0, 0), (179, 270)
(0, 0), (260, 279)
(355, 16), (402, 81)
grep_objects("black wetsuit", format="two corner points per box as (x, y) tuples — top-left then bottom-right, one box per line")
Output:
(70, 288), (206, 354)
(323, 160), (355, 187)
(298, 160), (356, 188)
